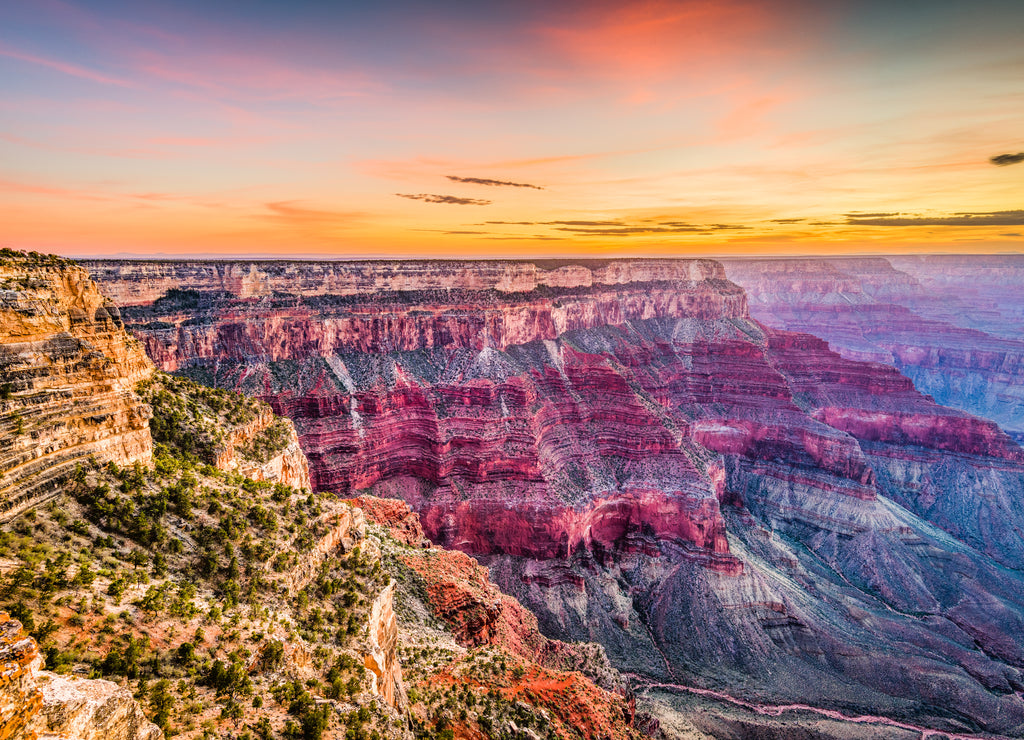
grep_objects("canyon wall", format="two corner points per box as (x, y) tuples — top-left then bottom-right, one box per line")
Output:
(0, 253), (154, 521)
(724, 255), (1024, 440)
(88, 257), (1024, 735)
(82, 258), (727, 305)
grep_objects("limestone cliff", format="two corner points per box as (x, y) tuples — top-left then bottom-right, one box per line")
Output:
(285, 500), (366, 593)
(213, 405), (311, 491)
(0, 252), (153, 521)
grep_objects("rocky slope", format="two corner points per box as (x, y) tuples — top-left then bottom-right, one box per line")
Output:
(89, 256), (1024, 737)
(724, 255), (1024, 441)
(0, 251), (154, 521)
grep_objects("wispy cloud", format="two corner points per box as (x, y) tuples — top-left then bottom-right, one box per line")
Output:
(395, 193), (491, 205)
(846, 210), (1024, 226)
(446, 175), (543, 189)
(261, 201), (364, 225)
(990, 152), (1024, 166)
(0, 43), (132, 87)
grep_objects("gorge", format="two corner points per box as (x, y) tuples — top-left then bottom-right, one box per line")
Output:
(81, 256), (1024, 738)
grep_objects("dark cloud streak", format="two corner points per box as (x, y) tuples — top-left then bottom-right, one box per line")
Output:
(396, 193), (491, 205)
(990, 153), (1024, 166)
(447, 176), (544, 189)
(846, 210), (1024, 226)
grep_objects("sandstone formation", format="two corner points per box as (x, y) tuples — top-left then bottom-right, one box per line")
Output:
(213, 406), (311, 491)
(0, 253), (154, 520)
(363, 581), (407, 710)
(0, 616), (42, 740)
(89, 257), (1024, 736)
(29, 674), (162, 740)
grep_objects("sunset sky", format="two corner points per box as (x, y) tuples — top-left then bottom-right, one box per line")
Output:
(2, 0), (1022, 258)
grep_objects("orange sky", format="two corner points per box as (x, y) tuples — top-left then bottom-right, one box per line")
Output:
(2, 0), (1022, 258)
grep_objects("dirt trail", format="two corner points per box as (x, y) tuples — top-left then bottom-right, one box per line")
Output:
(631, 677), (1015, 740)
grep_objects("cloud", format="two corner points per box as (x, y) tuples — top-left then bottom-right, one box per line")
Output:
(1002, 232), (1022, 237)
(396, 193), (491, 205)
(552, 225), (704, 236)
(446, 176), (543, 190)
(261, 201), (363, 225)
(769, 218), (805, 223)
(0, 43), (133, 87)
(990, 153), (1024, 166)
(846, 210), (1024, 226)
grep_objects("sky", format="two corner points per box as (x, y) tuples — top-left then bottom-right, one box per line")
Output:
(1, 0), (1022, 258)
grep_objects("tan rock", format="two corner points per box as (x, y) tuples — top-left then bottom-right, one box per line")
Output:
(29, 673), (161, 740)
(286, 502), (365, 594)
(363, 581), (406, 711)
(0, 257), (154, 520)
(0, 615), (42, 740)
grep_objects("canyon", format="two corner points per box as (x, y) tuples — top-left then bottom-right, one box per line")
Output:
(85, 256), (1024, 737)
(0, 253), (648, 740)
(724, 255), (1024, 442)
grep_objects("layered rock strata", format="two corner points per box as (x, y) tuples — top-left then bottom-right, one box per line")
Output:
(724, 255), (1024, 439)
(90, 257), (1024, 736)
(0, 253), (154, 520)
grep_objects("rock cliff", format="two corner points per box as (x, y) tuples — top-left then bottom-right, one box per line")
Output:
(212, 406), (311, 491)
(724, 255), (1024, 440)
(0, 252), (154, 520)
(88, 257), (1024, 736)
(0, 614), (161, 740)
(30, 674), (162, 740)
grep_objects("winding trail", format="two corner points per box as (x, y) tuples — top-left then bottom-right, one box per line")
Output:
(630, 677), (1013, 740)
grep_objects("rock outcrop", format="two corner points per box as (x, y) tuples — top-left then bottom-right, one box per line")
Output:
(363, 581), (406, 711)
(0, 253), (154, 520)
(286, 500), (365, 594)
(213, 406), (311, 491)
(0, 616), (42, 740)
(0, 614), (161, 740)
(88, 257), (1024, 736)
(29, 674), (162, 740)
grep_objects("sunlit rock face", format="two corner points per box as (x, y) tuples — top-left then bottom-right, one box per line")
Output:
(0, 255), (154, 521)
(90, 257), (1024, 736)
